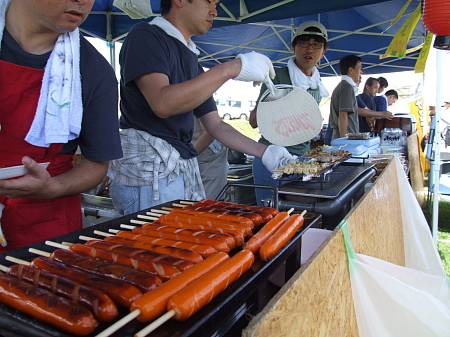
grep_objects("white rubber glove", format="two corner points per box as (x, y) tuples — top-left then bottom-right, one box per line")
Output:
(262, 145), (298, 172)
(235, 52), (276, 88)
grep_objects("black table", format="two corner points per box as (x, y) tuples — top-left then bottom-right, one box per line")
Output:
(0, 201), (322, 337)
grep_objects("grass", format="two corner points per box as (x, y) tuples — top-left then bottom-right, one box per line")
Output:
(227, 119), (450, 277)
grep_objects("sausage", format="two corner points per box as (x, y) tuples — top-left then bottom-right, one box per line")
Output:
(31, 257), (142, 308)
(259, 213), (305, 260)
(141, 223), (236, 250)
(49, 249), (163, 291)
(131, 227), (230, 253)
(181, 205), (264, 226)
(7, 264), (118, 322)
(158, 213), (253, 236)
(199, 199), (280, 217)
(167, 249), (254, 320)
(68, 243), (180, 282)
(103, 235), (203, 263)
(114, 230), (218, 258)
(244, 211), (291, 254)
(191, 202), (273, 223)
(131, 252), (229, 323)
(153, 219), (245, 246)
(80, 240), (194, 270)
(0, 273), (98, 336)
(170, 208), (254, 228)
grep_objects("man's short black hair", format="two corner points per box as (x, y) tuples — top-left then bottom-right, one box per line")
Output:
(339, 55), (362, 75)
(292, 28), (329, 51)
(364, 77), (379, 89)
(377, 77), (388, 88)
(385, 89), (398, 99)
(161, 0), (221, 15)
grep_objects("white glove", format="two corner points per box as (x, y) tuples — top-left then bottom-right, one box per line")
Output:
(235, 52), (276, 89)
(262, 145), (298, 172)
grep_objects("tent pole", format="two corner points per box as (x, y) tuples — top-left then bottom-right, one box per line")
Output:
(431, 49), (443, 245)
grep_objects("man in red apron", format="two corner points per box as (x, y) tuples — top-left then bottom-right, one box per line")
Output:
(0, 0), (123, 253)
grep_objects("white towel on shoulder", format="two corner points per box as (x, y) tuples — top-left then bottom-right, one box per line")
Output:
(0, 0), (83, 148)
(287, 58), (329, 97)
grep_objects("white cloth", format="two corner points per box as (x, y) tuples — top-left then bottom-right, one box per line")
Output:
(342, 75), (359, 96)
(262, 145), (298, 172)
(149, 17), (199, 55)
(235, 52), (276, 91)
(0, 0), (82, 148)
(113, 0), (153, 19)
(287, 58), (329, 97)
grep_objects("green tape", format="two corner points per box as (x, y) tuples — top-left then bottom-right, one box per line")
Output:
(341, 221), (358, 277)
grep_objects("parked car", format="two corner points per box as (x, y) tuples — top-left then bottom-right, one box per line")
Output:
(216, 99), (251, 120)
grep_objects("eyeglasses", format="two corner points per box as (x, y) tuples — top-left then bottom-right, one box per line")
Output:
(296, 41), (323, 49)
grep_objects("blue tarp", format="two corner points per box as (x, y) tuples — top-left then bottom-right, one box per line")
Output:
(81, 0), (427, 75)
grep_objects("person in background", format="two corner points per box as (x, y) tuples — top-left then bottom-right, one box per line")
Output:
(107, 0), (296, 214)
(248, 20), (330, 206)
(191, 118), (228, 200)
(0, 0), (123, 252)
(328, 55), (393, 140)
(373, 76), (389, 111)
(374, 89), (398, 112)
(358, 77), (380, 132)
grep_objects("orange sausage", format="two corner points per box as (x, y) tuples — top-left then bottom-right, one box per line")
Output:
(68, 244), (180, 282)
(142, 223), (236, 250)
(131, 252), (229, 323)
(191, 202), (273, 223)
(181, 205), (264, 226)
(103, 235), (203, 263)
(199, 199), (280, 217)
(153, 219), (245, 246)
(31, 257), (142, 308)
(170, 208), (254, 228)
(259, 213), (305, 260)
(115, 230), (218, 258)
(167, 249), (254, 320)
(7, 264), (118, 322)
(158, 214), (252, 236)
(244, 212), (290, 254)
(0, 274), (98, 336)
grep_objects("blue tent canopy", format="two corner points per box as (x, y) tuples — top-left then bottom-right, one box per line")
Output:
(80, 0), (427, 76)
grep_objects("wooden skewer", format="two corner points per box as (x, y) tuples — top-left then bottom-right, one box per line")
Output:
(0, 264), (8, 272)
(46, 241), (70, 250)
(146, 212), (162, 217)
(93, 230), (114, 237)
(109, 229), (119, 234)
(29, 248), (51, 257)
(171, 203), (186, 208)
(300, 210), (307, 216)
(62, 242), (74, 246)
(119, 224), (135, 230)
(178, 200), (194, 205)
(287, 208), (294, 215)
(130, 219), (149, 225)
(94, 310), (141, 337)
(151, 209), (169, 214)
(79, 235), (104, 241)
(134, 310), (175, 337)
(137, 214), (159, 221)
(5, 256), (30, 266)
(161, 207), (173, 212)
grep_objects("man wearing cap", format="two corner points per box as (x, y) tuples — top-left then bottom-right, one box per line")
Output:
(249, 20), (329, 206)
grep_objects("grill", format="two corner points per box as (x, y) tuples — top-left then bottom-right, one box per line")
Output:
(0, 200), (322, 337)
(265, 162), (377, 229)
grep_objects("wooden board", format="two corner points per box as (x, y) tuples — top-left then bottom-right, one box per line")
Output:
(407, 132), (425, 206)
(243, 159), (405, 337)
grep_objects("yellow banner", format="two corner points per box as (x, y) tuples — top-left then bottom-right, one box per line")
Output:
(409, 97), (431, 171)
(415, 33), (433, 73)
(382, 0), (414, 33)
(381, 2), (422, 59)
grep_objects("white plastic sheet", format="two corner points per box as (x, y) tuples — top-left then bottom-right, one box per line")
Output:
(342, 157), (450, 336)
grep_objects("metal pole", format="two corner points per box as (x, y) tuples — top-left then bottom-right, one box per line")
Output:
(431, 49), (443, 245)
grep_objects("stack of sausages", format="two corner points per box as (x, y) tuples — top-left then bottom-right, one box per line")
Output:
(0, 199), (306, 336)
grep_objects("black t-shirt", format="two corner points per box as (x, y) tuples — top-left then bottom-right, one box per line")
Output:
(0, 30), (123, 162)
(119, 22), (217, 159)
(358, 93), (376, 132)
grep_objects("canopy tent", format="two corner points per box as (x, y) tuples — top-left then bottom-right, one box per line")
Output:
(80, 0), (427, 76)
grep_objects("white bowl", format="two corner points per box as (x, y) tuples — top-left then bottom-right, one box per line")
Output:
(0, 162), (50, 180)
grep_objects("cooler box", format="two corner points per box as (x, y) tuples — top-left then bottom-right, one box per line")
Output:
(331, 136), (380, 148)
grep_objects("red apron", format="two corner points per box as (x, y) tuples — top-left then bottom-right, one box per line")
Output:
(0, 59), (82, 253)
